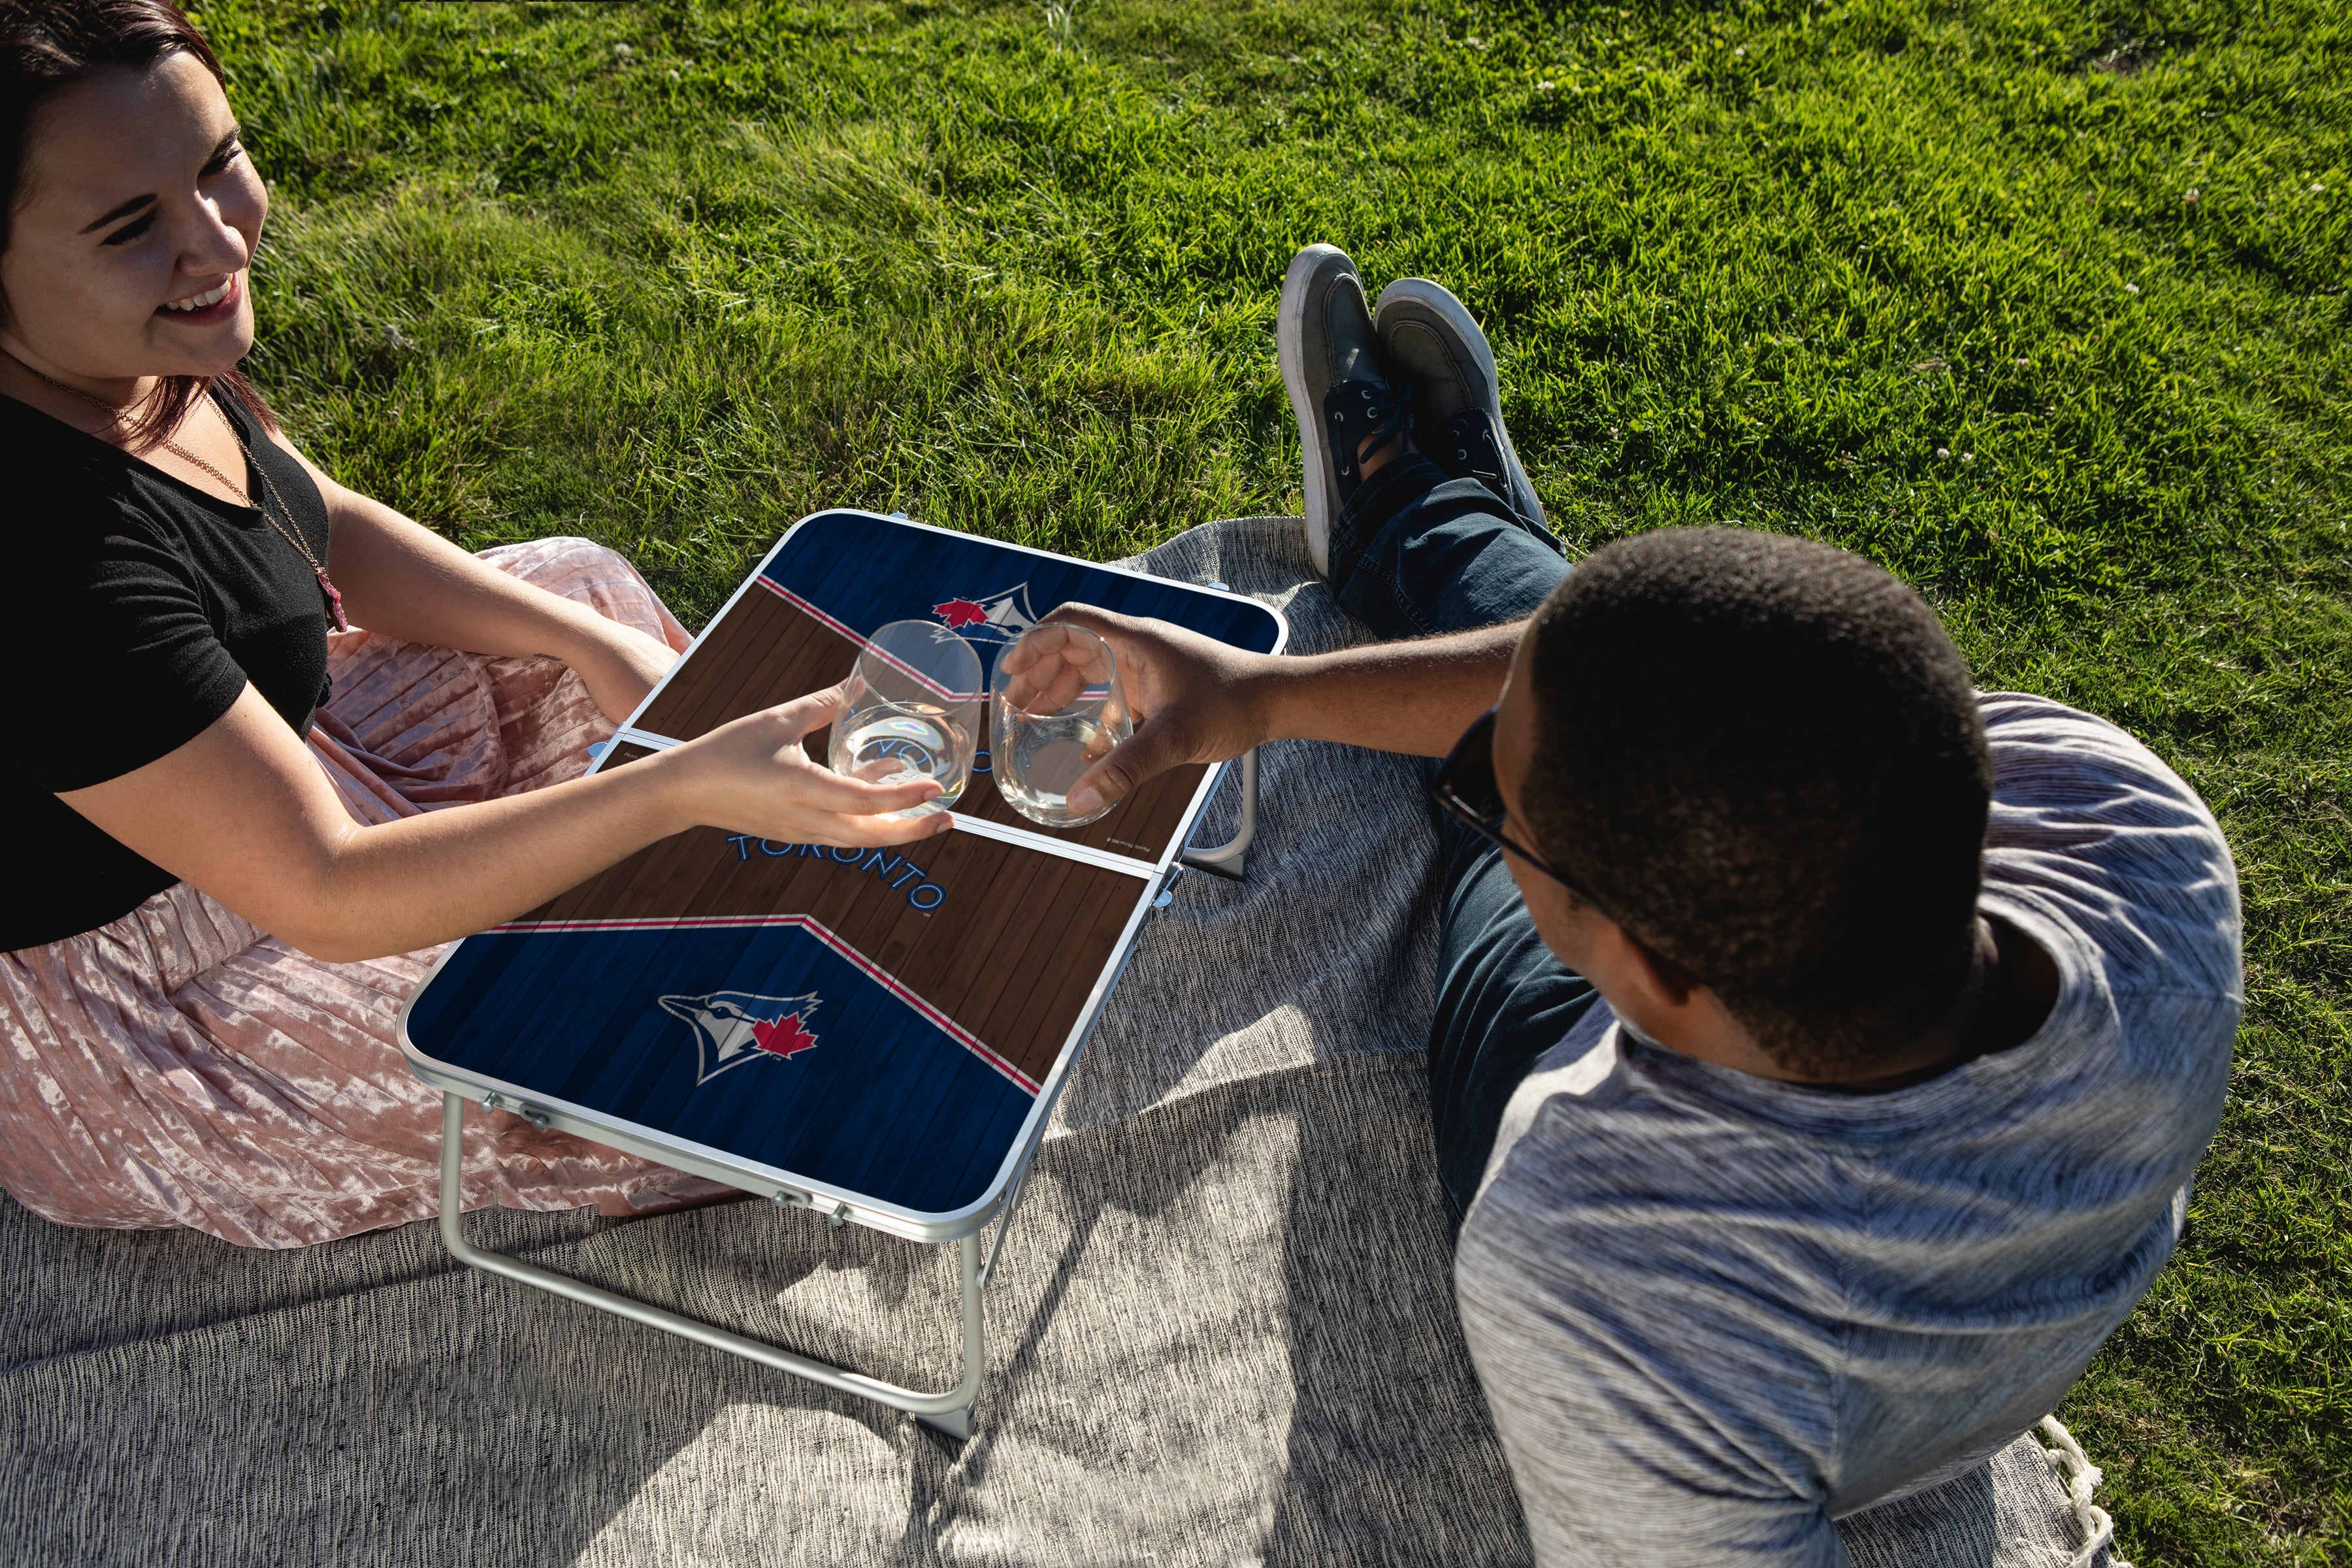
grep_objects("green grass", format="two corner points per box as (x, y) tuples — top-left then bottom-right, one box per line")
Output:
(195, 0), (2347, 1559)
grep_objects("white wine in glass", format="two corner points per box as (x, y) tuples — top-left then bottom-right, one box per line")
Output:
(828, 619), (983, 819)
(991, 623), (1132, 829)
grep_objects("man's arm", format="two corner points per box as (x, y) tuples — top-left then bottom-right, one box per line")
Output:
(1041, 605), (1524, 818)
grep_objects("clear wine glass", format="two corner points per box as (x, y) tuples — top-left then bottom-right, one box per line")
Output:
(991, 623), (1133, 829)
(828, 619), (983, 819)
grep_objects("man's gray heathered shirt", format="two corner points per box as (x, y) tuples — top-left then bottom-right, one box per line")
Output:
(1454, 693), (2240, 1567)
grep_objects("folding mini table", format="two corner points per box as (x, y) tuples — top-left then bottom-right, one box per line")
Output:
(399, 510), (1288, 1437)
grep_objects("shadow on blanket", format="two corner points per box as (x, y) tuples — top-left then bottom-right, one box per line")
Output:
(0, 519), (2107, 1567)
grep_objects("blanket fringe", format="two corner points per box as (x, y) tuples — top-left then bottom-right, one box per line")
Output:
(2038, 1414), (2131, 1568)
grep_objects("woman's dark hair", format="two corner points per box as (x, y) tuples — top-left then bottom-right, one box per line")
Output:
(0, 0), (272, 446)
(1520, 527), (1993, 1079)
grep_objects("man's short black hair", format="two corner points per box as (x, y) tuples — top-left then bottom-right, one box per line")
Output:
(1519, 527), (1991, 1078)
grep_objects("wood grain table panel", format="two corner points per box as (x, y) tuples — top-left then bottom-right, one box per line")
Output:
(516, 808), (1143, 1088)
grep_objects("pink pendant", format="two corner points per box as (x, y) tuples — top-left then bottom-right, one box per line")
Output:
(318, 568), (350, 633)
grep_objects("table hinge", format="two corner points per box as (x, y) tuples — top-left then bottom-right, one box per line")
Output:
(480, 1091), (549, 1130)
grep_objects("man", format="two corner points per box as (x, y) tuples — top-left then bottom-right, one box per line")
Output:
(1047, 244), (2238, 1563)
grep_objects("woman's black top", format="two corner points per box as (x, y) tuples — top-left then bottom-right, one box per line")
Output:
(1, 387), (336, 950)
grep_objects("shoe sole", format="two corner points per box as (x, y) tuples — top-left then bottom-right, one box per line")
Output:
(1278, 244), (1351, 574)
(1373, 277), (1547, 530)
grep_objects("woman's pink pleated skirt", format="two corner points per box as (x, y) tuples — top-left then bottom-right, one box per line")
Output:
(0, 538), (730, 1248)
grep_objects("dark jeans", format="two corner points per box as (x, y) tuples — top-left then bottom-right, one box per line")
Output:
(1328, 456), (1600, 1237)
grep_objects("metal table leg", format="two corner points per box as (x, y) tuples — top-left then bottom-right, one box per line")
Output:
(1180, 747), (1258, 879)
(436, 1093), (983, 1439)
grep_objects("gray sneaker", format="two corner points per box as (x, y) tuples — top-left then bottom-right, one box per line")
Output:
(1278, 244), (1407, 575)
(1373, 278), (1551, 538)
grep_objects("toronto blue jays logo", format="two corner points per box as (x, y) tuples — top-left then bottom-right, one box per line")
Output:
(659, 990), (823, 1086)
(932, 582), (1040, 644)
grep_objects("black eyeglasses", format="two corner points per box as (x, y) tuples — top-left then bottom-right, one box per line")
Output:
(1426, 706), (1603, 907)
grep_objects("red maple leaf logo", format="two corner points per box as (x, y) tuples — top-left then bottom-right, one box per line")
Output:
(749, 1013), (819, 1058)
(934, 598), (988, 629)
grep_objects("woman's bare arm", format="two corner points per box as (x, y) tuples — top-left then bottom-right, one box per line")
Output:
(278, 438), (679, 722)
(61, 683), (950, 963)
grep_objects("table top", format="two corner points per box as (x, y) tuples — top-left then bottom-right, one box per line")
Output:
(400, 512), (1287, 1240)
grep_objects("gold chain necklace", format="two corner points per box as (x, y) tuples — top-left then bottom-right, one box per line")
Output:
(14, 361), (348, 632)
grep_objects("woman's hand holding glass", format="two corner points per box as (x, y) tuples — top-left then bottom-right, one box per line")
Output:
(658, 685), (955, 849)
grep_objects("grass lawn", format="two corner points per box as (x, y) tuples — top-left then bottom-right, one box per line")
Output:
(198, 1), (2346, 1560)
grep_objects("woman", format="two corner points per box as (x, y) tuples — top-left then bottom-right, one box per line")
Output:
(0, 0), (949, 1247)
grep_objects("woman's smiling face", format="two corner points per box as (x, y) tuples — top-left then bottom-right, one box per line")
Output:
(0, 48), (265, 389)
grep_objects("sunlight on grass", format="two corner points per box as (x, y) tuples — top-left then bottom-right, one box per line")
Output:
(197, 1), (2349, 1559)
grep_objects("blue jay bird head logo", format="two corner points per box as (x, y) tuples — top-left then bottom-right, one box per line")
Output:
(658, 990), (823, 1086)
(931, 582), (1040, 645)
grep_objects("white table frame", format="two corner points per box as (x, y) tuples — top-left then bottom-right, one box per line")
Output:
(421, 755), (1258, 1440)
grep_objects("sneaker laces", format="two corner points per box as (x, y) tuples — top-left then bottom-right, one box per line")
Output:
(1383, 372), (1418, 449)
(1437, 408), (1507, 484)
(1328, 374), (1416, 482)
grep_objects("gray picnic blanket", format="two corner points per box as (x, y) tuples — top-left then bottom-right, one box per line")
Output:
(0, 517), (2109, 1566)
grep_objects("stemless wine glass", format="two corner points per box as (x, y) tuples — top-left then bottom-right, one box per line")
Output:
(828, 619), (983, 819)
(991, 623), (1134, 829)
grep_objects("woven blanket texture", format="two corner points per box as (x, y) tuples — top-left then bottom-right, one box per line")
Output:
(0, 516), (2107, 1567)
